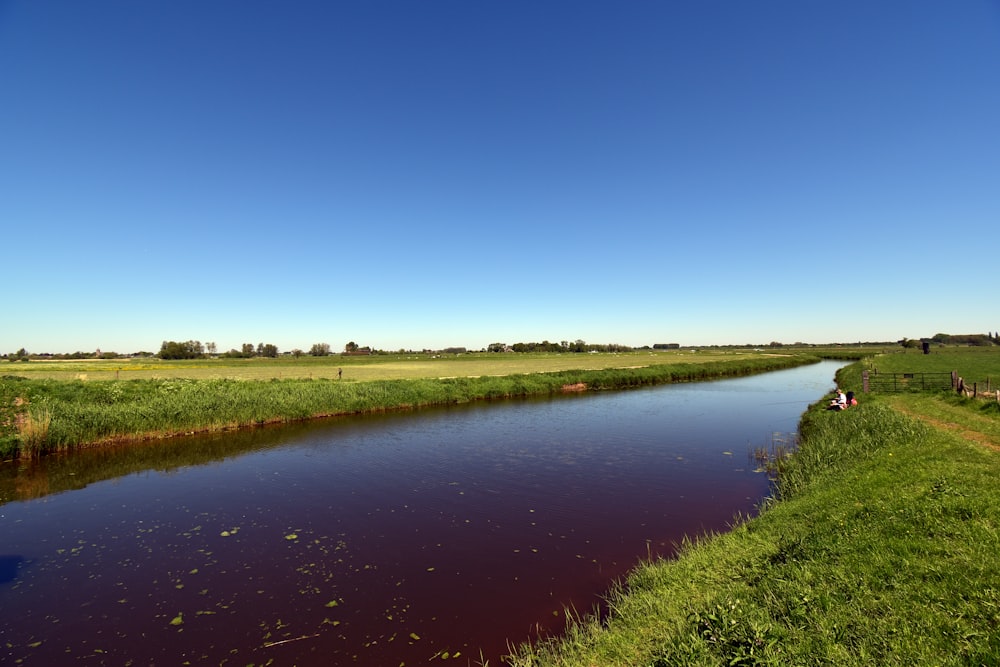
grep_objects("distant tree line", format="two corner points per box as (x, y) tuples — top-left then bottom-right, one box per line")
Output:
(5, 348), (142, 361)
(308, 342), (374, 356)
(155, 340), (376, 359)
(27, 331), (999, 362)
(929, 333), (998, 346)
(219, 343), (279, 358)
(158, 340), (278, 359)
(6, 348), (30, 362)
(159, 340), (207, 359)
(898, 333), (998, 349)
(487, 340), (634, 353)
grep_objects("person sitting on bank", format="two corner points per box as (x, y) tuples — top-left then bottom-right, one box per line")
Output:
(828, 389), (847, 410)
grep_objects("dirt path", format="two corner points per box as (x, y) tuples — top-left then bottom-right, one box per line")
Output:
(889, 399), (1000, 453)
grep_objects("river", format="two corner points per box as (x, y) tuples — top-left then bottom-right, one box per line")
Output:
(0, 360), (845, 666)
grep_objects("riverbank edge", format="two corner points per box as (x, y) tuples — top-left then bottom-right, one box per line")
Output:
(505, 361), (1000, 666)
(2, 355), (823, 458)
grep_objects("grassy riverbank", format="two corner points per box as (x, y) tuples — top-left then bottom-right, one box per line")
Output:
(1, 353), (818, 458)
(506, 349), (1000, 666)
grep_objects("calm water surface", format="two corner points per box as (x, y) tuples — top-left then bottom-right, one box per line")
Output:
(0, 361), (844, 666)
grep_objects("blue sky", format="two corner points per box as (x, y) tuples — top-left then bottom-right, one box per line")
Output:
(2, 1), (998, 354)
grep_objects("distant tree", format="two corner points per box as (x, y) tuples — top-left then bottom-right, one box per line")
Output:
(310, 343), (331, 357)
(345, 341), (359, 353)
(929, 333), (992, 347)
(291, 349), (303, 358)
(206, 342), (217, 355)
(256, 343), (279, 358)
(241, 343), (256, 357)
(158, 340), (205, 360)
(487, 342), (506, 353)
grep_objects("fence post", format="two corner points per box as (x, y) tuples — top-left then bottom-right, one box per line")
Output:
(952, 370), (958, 389)
(862, 370), (869, 393)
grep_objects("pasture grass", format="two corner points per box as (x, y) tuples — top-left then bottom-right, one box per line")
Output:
(0, 353), (817, 458)
(5, 349), (783, 382)
(859, 345), (1000, 388)
(504, 360), (1000, 667)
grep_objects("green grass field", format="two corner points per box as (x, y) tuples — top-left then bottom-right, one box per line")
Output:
(1, 351), (825, 458)
(4, 349), (780, 382)
(864, 345), (1000, 379)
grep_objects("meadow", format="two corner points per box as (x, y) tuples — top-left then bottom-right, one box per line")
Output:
(5, 348), (789, 382)
(1, 349), (832, 458)
(837, 344), (1000, 398)
(507, 346), (1000, 666)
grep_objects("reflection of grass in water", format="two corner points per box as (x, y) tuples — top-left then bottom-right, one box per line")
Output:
(13, 463), (50, 499)
(0, 424), (295, 505)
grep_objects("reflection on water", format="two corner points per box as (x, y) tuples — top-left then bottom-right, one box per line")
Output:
(0, 361), (844, 666)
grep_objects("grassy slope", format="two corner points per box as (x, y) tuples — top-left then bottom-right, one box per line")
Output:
(507, 352), (1000, 666)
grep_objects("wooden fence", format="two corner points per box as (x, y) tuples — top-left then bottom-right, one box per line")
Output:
(862, 370), (996, 400)
(862, 370), (957, 393)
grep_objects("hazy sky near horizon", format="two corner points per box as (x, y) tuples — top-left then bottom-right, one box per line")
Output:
(2, 1), (998, 354)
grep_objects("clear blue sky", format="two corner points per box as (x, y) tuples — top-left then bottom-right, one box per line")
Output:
(2, 1), (998, 354)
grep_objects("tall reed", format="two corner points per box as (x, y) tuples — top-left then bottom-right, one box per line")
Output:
(17, 407), (52, 457)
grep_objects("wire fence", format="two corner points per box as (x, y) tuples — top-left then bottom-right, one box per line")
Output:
(862, 371), (956, 393)
(862, 370), (997, 400)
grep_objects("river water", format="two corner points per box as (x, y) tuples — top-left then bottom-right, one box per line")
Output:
(0, 360), (844, 666)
